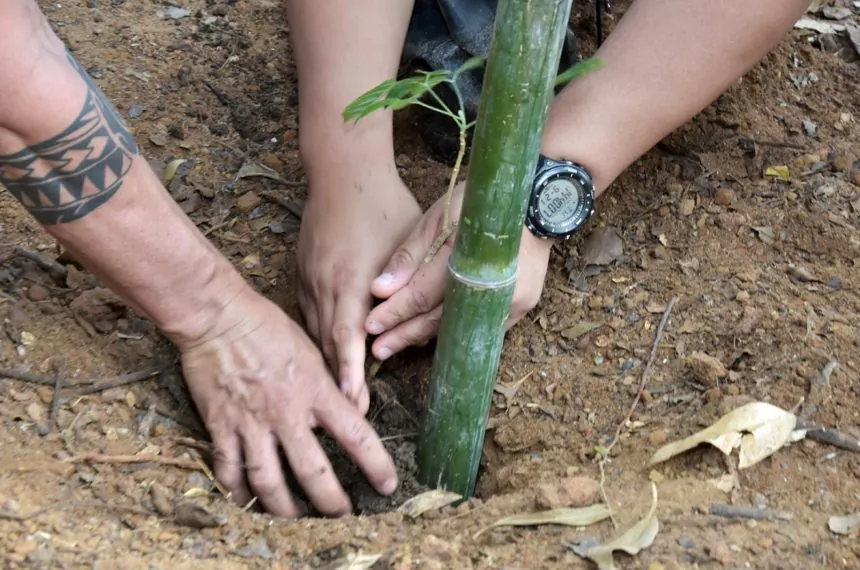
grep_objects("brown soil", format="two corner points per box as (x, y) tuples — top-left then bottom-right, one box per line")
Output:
(1, 1), (859, 568)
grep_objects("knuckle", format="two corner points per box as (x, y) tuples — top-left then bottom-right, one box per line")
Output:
(408, 288), (432, 313)
(332, 264), (357, 290)
(343, 418), (373, 450)
(248, 470), (280, 497)
(293, 456), (331, 483)
(389, 248), (415, 271)
(331, 323), (354, 346)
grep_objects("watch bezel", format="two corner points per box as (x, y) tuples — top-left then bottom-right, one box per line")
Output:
(526, 157), (595, 239)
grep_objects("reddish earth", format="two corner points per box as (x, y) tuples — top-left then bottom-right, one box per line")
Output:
(1, 1), (858, 568)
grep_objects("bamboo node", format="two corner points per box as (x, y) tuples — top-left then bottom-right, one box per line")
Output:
(448, 259), (518, 289)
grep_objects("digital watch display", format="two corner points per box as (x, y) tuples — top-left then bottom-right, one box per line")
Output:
(525, 155), (595, 239)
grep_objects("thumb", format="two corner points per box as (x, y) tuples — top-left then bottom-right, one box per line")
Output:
(371, 232), (427, 300)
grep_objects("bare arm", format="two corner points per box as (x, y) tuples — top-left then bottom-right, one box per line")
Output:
(0, 2), (244, 345)
(542, 0), (811, 193)
(0, 0), (398, 518)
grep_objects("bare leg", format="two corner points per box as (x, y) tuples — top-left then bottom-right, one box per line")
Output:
(286, 0), (421, 410)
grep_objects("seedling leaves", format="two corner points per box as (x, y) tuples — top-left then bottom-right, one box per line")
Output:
(397, 489), (462, 518)
(555, 57), (604, 87)
(648, 402), (804, 469)
(343, 71), (449, 123)
(828, 512), (860, 535)
(569, 483), (660, 570)
(473, 503), (612, 539)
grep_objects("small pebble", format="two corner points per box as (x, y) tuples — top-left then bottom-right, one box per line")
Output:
(677, 536), (696, 549)
(714, 188), (735, 206)
(648, 428), (669, 446)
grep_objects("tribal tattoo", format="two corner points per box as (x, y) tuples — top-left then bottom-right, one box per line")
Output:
(0, 52), (139, 225)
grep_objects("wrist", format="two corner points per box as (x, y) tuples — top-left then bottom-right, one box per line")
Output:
(152, 255), (251, 350)
(299, 110), (396, 185)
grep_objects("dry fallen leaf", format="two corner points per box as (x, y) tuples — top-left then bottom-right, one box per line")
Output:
(560, 322), (602, 340)
(163, 158), (186, 186)
(493, 371), (533, 403)
(569, 483), (660, 570)
(580, 227), (624, 266)
(752, 226), (776, 245)
(173, 501), (227, 529)
(648, 402), (804, 469)
(236, 161), (287, 183)
(473, 504), (611, 539)
(828, 512), (860, 535)
(764, 165), (790, 181)
(397, 489), (462, 518)
(321, 552), (383, 570)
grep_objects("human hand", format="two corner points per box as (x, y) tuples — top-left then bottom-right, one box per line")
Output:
(179, 285), (398, 518)
(364, 181), (552, 360)
(296, 164), (421, 412)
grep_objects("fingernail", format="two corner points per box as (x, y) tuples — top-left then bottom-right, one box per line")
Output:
(381, 477), (398, 495)
(376, 345), (392, 360)
(366, 320), (384, 335)
(373, 273), (395, 287)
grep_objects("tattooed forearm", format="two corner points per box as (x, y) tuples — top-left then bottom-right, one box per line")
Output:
(0, 52), (139, 225)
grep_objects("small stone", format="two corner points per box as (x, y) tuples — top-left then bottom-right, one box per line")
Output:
(150, 484), (173, 517)
(687, 351), (728, 385)
(802, 120), (817, 137)
(735, 290), (750, 302)
(649, 469), (665, 483)
(752, 492), (768, 508)
(679, 198), (695, 216)
(36, 386), (54, 404)
(149, 133), (168, 147)
(705, 387), (723, 403)
(852, 170), (860, 187)
(648, 428), (669, 446)
(65, 265), (88, 290)
(235, 191), (262, 213)
(713, 188), (735, 206)
(677, 536), (696, 549)
(27, 284), (50, 302)
(706, 539), (734, 564)
(535, 476), (601, 509)
(128, 103), (144, 119)
(36, 422), (51, 436)
(28, 544), (58, 564)
(236, 537), (275, 559)
(26, 402), (44, 423)
(832, 151), (855, 174)
(652, 246), (669, 260)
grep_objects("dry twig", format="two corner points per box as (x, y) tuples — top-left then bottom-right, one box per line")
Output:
(0, 365), (161, 392)
(598, 296), (679, 527)
(261, 193), (305, 218)
(12, 246), (67, 279)
(0, 501), (153, 522)
(709, 503), (793, 521)
(50, 373), (63, 430)
(64, 452), (203, 471)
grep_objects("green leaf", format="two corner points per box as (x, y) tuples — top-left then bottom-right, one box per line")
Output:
(342, 71), (453, 123)
(453, 56), (486, 79)
(554, 57), (603, 88)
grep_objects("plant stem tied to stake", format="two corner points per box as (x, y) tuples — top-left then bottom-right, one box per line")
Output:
(417, 0), (575, 497)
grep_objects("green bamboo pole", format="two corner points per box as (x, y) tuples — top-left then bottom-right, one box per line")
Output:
(417, 0), (574, 497)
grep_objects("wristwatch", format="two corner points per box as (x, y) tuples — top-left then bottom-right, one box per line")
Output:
(525, 154), (596, 240)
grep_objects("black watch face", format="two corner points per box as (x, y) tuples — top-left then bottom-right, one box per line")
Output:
(535, 175), (589, 235)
